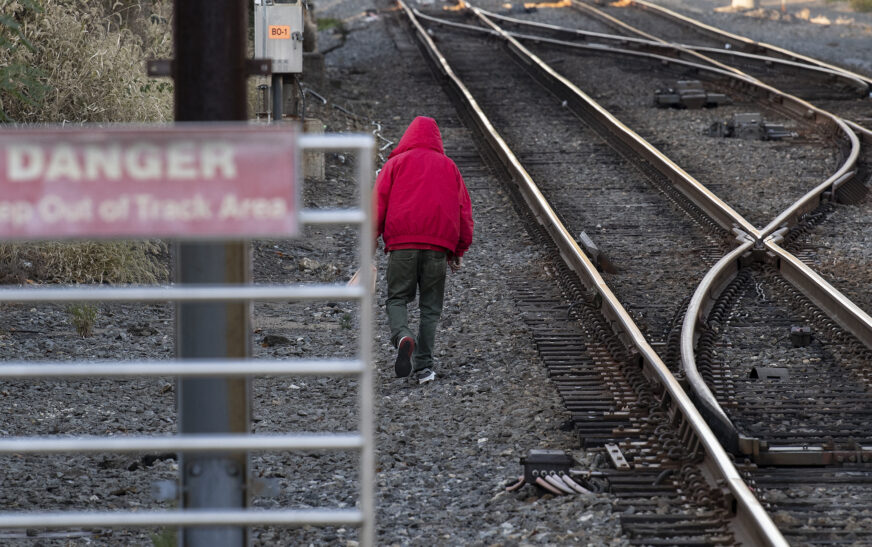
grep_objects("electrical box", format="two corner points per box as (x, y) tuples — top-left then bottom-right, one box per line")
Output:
(254, 0), (304, 74)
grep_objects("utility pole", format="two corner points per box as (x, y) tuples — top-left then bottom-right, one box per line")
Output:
(173, 1), (250, 545)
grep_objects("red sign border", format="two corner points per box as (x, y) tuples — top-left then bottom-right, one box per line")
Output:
(0, 122), (302, 242)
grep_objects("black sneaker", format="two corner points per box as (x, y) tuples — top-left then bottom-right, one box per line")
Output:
(416, 368), (435, 384)
(394, 336), (414, 378)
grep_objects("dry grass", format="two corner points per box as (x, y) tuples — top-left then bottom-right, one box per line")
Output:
(0, 240), (168, 284)
(1, 0), (173, 123)
(0, 1), (173, 285)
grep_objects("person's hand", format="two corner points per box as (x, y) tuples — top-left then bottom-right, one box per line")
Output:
(449, 256), (462, 272)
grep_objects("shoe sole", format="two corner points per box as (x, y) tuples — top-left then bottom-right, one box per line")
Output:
(417, 372), (435, 384)
(395, 338), (414, 378)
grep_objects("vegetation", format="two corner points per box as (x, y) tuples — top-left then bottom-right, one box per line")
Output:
(0, 1), (173, 285)
(850, 0), (872, 12)
(0, 0), (49, 122)
(0, 0), (173, 123)
(66, 302), (97, 337)
(316, 16), (343, 32)
(0, 240), (168, 284)
(150, 527), (177, 547)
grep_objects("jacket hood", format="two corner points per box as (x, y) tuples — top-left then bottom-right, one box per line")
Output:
(388, 116), (444, 159)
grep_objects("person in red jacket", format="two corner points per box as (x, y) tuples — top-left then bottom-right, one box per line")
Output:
(375, 116), (474, 384)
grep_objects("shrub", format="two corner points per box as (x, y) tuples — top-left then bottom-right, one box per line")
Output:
(0, 0), (50, 122)
(67, 302), (97, 337)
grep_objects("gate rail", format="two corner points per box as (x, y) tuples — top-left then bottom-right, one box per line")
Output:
(0, 133), (376, 546)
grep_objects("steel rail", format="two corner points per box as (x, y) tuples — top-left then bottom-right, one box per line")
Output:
(443, 1), (865, 462)
(680, 239), (756, 454)
(583, 0), (872, 137)
(680, 183), (872, 461)
(637, 6), (871, 468)
(759, 168), (858, 238)
(476, 7), (869, 97)
(400, 2), (786, 544)
(488, 0), (866, 528)
(625, 0), (872, 88)
(764, 238), (872, 352)
(416, 8), (759, 239)
(525, 2), (868, 457)
(418, 9), (860, 239)
(569, 0), (872, 137)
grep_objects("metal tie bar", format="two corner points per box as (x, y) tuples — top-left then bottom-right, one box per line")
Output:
(0, 433), (364, 454)
(0, 284), (364, 303)
(0, 359), (364, 378)
(0, 509), (364, 529)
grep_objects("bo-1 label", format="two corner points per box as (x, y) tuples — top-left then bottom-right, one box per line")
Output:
(268, 25), (290, 39)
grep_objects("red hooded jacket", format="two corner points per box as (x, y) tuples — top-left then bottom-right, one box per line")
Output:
(375, 117), (474, 257)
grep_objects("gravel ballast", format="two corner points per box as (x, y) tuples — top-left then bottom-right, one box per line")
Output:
(1, 0), (870, 545)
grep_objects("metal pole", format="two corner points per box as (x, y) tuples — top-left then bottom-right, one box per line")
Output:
(272, 73), (283, 122)
(173, 1), (249, 546)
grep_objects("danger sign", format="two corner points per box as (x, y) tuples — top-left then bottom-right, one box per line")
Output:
(0, 124), (300, 240)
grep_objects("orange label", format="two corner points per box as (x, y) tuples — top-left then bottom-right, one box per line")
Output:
(268, 25), (290, 39)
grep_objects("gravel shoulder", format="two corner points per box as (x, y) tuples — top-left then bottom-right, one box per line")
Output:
(1, 1), (869, 545)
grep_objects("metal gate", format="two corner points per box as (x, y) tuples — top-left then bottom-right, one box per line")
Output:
(0, 133), (375, 546)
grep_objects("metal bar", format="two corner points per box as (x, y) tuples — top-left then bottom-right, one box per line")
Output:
(298, 134), (374, 150)
(0, 434), (364, 454)
(299, 209), (367, 225)
(356, 139), (376, 547)
(760, 154), (860, 238)
(0, 284), (364, 303)
(0, 359), (364, 378)
(0, 509), (364, 529)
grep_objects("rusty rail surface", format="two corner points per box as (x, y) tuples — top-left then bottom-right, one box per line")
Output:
(400, 1), (787, 544)
(574, 0), (872, 139)
(475, 7), (869, 98)
(408, 0), (872, 539)
(623, 0), (872, 89)
(476, 1), (871, 462)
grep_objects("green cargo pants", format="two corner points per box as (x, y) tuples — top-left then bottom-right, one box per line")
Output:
(386, 249), (447, 371)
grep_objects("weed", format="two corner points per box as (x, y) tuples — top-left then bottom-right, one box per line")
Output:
(851, 0), (872, 11)
(316, 17), (343, 32)
(67, 303), (97, 337)
(340, 312), (352, 330)
(150, 527), (177, 547)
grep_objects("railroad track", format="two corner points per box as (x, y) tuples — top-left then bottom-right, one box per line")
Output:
(401, 1), (872, 544)
(567, 0), (872, 137)
(465, 3), (872, 315)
